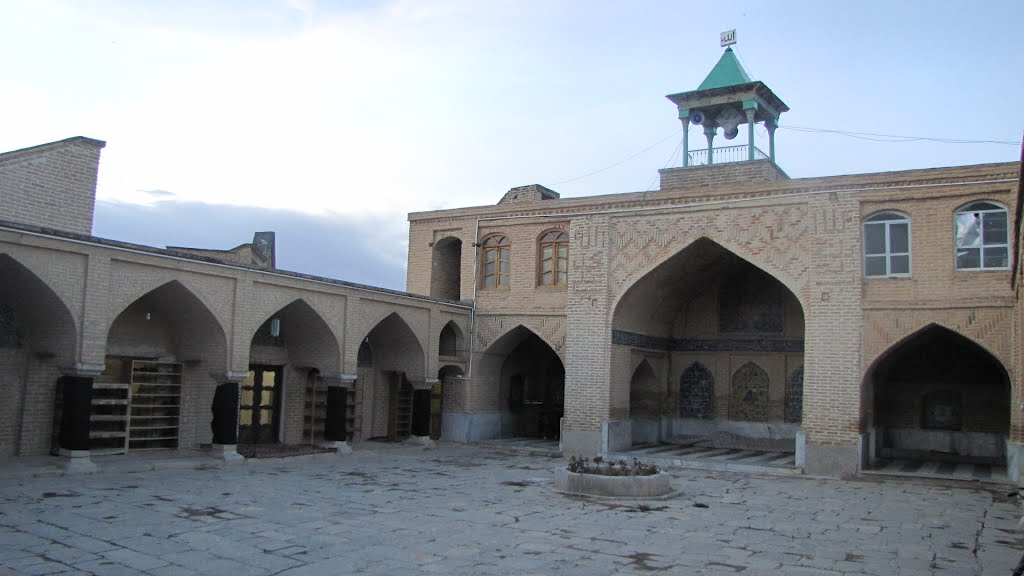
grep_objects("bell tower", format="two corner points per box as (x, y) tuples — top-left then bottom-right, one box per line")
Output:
(666, 31), (788, 167)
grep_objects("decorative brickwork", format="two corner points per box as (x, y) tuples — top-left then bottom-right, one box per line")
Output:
(475, 314), (565, 359)
(608, 204), (810, 303)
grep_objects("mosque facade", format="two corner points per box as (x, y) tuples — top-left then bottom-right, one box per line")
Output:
(1, 47), (1021, 482)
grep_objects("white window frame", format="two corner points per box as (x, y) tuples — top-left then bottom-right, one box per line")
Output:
(863, 211), (911, 278)
(954, 201), (1010, 271)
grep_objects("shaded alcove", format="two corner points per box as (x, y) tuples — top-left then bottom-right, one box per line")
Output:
(477, 326), (564, 439)
(103, 280), (227, 452)
(245, 299), (339, 445)
(865, 324), (1010, 464)
(431, 237), (462, 301)
(359, 313), (425, 441)
(612, 238), (804, 447)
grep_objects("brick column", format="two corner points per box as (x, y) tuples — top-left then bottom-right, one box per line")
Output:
(564, 216), (613, 456)
(322, 374), (355, 454)
(210, 370), (247, 461)
(802, 194), (863, 477)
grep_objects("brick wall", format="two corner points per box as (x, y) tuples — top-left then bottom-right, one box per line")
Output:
(0, 137), (105, 235)
(659, 159), (788, 192)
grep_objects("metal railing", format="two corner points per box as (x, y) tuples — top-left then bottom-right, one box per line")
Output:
(686, 145), (767, 167)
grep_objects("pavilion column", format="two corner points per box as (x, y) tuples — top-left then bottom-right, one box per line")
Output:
(407, 378), (438, 448)
(56, 363), (104, 473)
(679, 111), (691, 167)
(322, 374), (355, 454)
(745, 108), (757, 160)
(704, 124), (716, 165)
(766, 118), (778, 163)
(210, 370), (247, 461)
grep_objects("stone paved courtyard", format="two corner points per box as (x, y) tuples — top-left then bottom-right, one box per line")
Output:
(1, 443), (1022, 575)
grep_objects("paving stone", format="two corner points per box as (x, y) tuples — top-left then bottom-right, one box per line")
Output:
(1, 444), (1021, 576)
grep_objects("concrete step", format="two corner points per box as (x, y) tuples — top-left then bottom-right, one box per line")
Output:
(605, 450), (803, 477)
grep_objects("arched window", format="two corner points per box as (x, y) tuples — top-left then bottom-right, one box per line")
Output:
(538, 230), (568, 286)
(954, 201), (1009, 270)
(863, 211), (910, 277)
(480, 235), (510, 288)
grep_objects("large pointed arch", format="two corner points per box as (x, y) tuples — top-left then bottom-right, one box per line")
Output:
(0, 254), (80, 456)
(863, 319), (1008, 375)
(476, 324), (565, 439)
(106, 280), (228, 371)
(248, 298), (342, 374)
(0, 254), (78, 362)
(612, 236), (806, 321)
(863, 323), (1010, 468)
(611, 236), (804, 431)
(240, 298), (343, 445)
(357, 311), (428, 441)
(101, 278), (230, 452)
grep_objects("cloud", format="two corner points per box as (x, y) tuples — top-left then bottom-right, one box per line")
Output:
(93, 198), (407, 290)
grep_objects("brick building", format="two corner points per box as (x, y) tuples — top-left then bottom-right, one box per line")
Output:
(0, 138), (470, 470)
(1, 46), (1022, 484)
(405, 47), (1024, 481)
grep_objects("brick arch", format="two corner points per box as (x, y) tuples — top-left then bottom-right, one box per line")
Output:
(476, 318), (566, 367)
(361, 311), (426, 379)
(611, 234), (807, 318)
(108, 274), (229, 338)
(438, 320), (464, 357)
(105, 279), (227, 343)
(250, 296), (341, 347)
(860, 313), (1011, 373)
(609, 202), (810, 310)
(0, 253), (79, 362)
(0, 250), (82, 333)
(105, 279), (229, 370)
(248, 297), (342, 375)
(863, 321), (1010, 384)
(611, 236), (805, 338)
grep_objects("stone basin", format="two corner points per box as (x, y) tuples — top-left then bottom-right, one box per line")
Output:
(554, 467), (673, 498)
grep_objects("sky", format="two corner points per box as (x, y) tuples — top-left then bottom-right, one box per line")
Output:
(1, 0), (1022, 291)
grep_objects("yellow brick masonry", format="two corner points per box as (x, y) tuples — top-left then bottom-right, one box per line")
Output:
(406, 160), (1022, 459)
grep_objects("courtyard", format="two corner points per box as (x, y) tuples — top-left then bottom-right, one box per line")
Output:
(0, 444), (1021, 575)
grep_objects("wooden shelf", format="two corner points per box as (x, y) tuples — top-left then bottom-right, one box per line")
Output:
(90, 358), (182, 454)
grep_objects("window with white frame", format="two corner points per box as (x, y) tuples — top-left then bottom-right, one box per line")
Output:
(863, 211), (910, 277)
(954, 201), (1009, 270)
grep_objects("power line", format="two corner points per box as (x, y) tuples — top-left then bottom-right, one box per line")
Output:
(555, 129), (681, 186)
(553, 124), (1018, 190)
(779, 125), (1019, 146)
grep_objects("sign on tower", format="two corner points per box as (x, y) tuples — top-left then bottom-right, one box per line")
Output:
(720, 29), (736, 47)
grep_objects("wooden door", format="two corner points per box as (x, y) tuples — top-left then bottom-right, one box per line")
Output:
(238, 366), (282, 444)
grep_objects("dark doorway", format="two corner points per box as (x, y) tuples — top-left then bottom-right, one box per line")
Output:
(504, 333), (564, 439)
(238, 365), (282, 444)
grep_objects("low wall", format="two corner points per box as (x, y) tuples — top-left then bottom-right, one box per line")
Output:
(554, 467), (672, 498)
(881, 427), (1004, 460)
